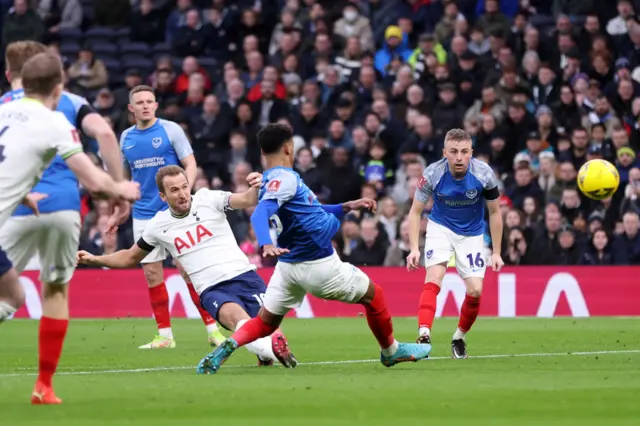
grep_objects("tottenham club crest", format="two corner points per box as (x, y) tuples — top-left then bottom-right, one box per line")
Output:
(465, 189), (478, 199)
(152, 137), (162, 148)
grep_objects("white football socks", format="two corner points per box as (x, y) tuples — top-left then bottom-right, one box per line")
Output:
(381, 340), (399, 357)
(418, 327), (431, 337)
(206, 323), (219, 335)
(452, 328), (466, 341)
(158, 327), (174, 340)
(0, 301), (16, 322)
(236, 319), (277, 361)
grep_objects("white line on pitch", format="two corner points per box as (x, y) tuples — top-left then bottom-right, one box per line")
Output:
(2, 349), (639, 378)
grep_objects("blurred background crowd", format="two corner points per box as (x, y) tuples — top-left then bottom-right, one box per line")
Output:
(2, 0), (640, 267)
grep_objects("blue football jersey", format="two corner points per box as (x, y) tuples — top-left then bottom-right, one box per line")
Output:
(120, 119), (193, 219)
(1, 89), (90, 215)
(416, 158), (500, 236)
(258, 167), (339, 263)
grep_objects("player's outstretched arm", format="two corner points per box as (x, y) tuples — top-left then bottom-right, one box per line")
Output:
(77, 244), (149, 269)
(228, 172), (263, 209)
(81, 113), (125, 182)
(250, 199), (290, 257)
(65, 153), (140, 202)
(407, 197), (426, 271)
(486, 198), (505, 272)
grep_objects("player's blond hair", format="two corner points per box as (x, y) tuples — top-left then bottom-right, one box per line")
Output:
(5, 41), (47, 76)
(129, 85), (155, 103)
(444, 128), (472, 146)
(156, 165), (188, 193)
(21, 53), (64, 97)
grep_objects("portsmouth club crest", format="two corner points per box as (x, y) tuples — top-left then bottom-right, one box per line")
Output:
(152, 137), (162, 148)
(465, 189), (478, 199)
(426, 249), (433, 259)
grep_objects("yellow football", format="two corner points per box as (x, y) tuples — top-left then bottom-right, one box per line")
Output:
(577, 159), (620, 200)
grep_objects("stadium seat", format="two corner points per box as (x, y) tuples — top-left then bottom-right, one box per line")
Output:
(101, 57), (122, 73)
(114, 27), (131, 41)
(171, 57), (184, 70)
(120, 42), (150, 56)
(109, 72), (125, 88)
(198, 57), (217, 70)
(84, 27), (116, 44)
(90, 42), (119, 58)
(122, 58), (154, 73)
(151, 43), (172, 58)
(58, 27), (83, 42)
(121, 53), (150, 63)
(60, 42), (82, 58)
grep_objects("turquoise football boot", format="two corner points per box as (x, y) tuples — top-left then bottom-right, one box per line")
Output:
(196, 338), (238, 375)
(380, 342), (432, 367)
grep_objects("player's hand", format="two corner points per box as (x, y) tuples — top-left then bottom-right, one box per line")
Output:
(261, 244), (290, 258)
(491, 252), (504, 272)
(406, 250), (421, 271)
(246, 172), (263, 189)
(115, 181), (141, 202)
(343, 198), (377, 213)
(105, 199), (131, 235)
(76, 250), (98, 266)
(21, 192), (48, 216)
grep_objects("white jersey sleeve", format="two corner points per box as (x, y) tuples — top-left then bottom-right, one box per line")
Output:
(195, 188), (233, 212)
(261, 169), (298, 206)
(48, 111), (84, 160)
(139, 216), (161, 250)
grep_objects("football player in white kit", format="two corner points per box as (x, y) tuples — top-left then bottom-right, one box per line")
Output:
(77, 165), (298, 367)
(406, 129), (504, 359)
(0, 52), (140, 404)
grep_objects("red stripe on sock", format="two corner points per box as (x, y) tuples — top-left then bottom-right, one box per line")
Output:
(418, 282), (440, 329)
(231, 316), (277, 347)
(362, 283), (395, 349)
(149, 283), (171, 330)
(38, 317), (68, 388)
(458, 295), (481, 333)
(186, 281), (216, 326)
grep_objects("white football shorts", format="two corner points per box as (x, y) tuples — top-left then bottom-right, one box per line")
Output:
(0, 210), (81, 284)
(423, 220), (487, 279)
(133, 218), (167, 264)
(263, 251), (370, 316)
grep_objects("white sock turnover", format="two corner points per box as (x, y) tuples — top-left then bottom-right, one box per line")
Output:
(0, 301), (16, 322)
(236, 319), (277, 361)
(158, 327), (174, 340)
(206, 323), (219, 334)
(452, 328), (466, 341)
(381, 340), (399, 357)
(418, 327), (431, 337)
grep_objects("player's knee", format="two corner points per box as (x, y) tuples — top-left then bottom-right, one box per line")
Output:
(465, 279), (483, 298)
(142, 263), (164, 286)
(425, 264), (446, 285)
(0, 269), (25, 308)
(42, 282), (68, 300)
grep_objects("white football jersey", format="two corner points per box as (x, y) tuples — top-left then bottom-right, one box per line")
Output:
(0, 98), (83, 228)
(140, 189), (256, 294)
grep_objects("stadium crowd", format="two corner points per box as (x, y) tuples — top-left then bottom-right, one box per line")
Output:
(2, 0), (640, 266)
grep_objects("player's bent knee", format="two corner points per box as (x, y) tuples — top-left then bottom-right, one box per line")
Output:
(463, 277), (483, 298)
(425, 263), (447, 285)
(0, 268), (24, 308)
(258, 307), (284, 327)
(218, 302), (251, 330)
(42, 282), (68, 300)
(142, 262), (164, 286)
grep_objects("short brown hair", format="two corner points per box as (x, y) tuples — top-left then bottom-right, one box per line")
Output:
(21, 53), (64, 97)
(5, 41), (47, 76)
(129, 85), (155, 102)
(444, 128), (471, 144)
(156, 165), (188, 193)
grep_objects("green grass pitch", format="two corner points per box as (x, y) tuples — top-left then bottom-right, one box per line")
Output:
(2, 317), (640, 425)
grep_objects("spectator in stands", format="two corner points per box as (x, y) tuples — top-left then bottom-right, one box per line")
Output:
(333, 3), (374, 53)
(375, 25), (412, 76)
(503, 227), (532, 265)
(607, 0), (636, 37)
(67, 45), (109, 93)
(175, 56), (212, 93)
(113, 69), (143, 109)
(38, 0), (81, 42)
(613, 211), (640, 264)
(384, 217), (411, 266)
(165, 0), (197, 42)
(173, 8), (207, 58)
(476, 0), (510, 41)
(2, 0), (44, 49)
(130, 0), (165, 44)
(580, 229), (614, 265)
(348, 217), (388, 266)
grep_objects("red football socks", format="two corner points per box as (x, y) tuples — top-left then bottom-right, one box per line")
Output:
(362, 283), (395, 349)
(231, 316), (277, 347)
(37, 317), (68, 387)
(418, 282), (440, 329)
(458, 295), (481, 332)
(149, 283), (171, 330)
(186, 281), (216, 326)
